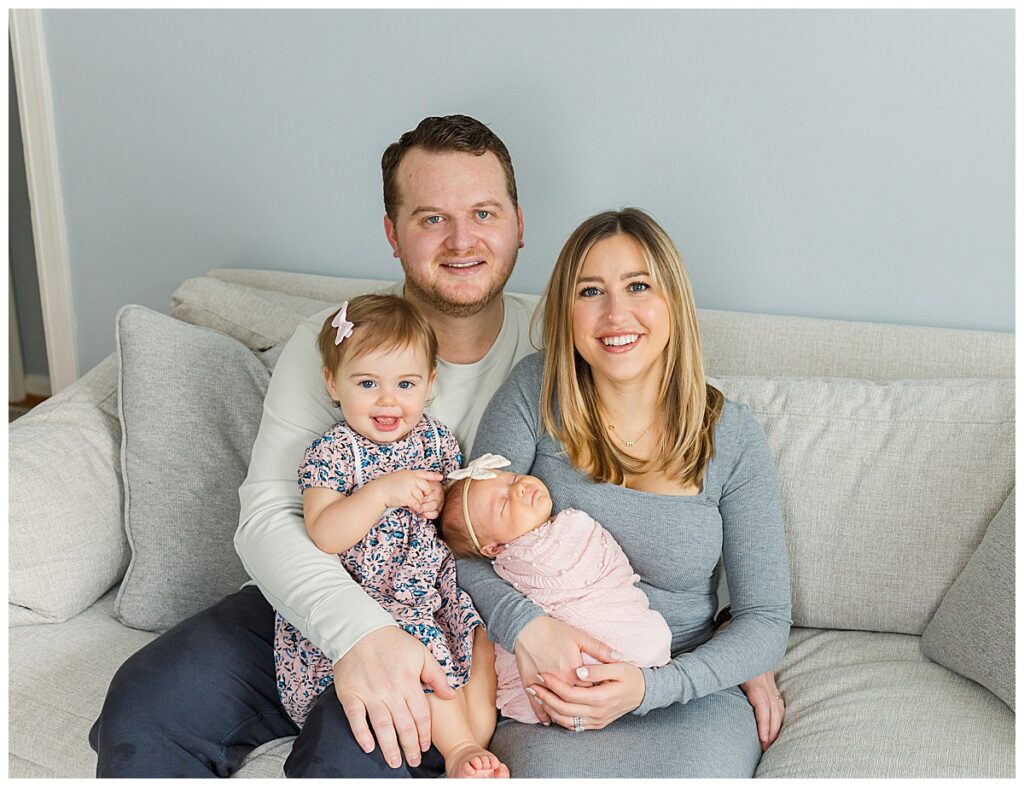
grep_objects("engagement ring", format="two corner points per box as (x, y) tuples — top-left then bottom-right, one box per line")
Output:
(573, 716), (585, 733)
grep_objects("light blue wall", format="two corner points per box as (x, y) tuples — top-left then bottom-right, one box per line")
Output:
(41, 10), (1013, 374)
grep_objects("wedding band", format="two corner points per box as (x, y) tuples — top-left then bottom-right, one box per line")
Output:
(573, 716), (585, 733)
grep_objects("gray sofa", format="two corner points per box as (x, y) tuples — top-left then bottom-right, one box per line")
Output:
(9, 268), (1015, 777)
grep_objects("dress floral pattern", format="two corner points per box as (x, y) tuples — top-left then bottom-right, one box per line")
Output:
(274, 414), (482, 727)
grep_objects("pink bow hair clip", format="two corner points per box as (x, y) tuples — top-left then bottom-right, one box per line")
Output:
(332, 302), (355, 345)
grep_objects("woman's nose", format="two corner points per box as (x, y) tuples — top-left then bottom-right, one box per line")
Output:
(603, 292), (627, 323)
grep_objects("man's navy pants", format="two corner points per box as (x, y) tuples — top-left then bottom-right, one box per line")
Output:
(88, 586), (444, 778)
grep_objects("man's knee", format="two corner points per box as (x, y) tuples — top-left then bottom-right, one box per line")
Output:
(285, 685), (384, 777)
(91, 588), (281, 775)
(284, 685), (444, 778)
(99, 588), (273, 713)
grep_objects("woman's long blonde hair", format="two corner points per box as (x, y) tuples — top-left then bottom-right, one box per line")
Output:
(538, 208), (723, 486)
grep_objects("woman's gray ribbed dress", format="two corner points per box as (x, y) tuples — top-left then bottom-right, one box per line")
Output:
(458, 352), (792, 777)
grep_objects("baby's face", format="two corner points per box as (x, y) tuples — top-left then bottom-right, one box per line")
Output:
(467, 471), (553, 548)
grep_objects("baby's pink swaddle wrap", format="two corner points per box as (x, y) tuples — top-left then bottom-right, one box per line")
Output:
(492, 508), (672, 723)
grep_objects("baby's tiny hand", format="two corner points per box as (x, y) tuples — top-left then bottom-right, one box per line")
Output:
(418, 483), (445, 520)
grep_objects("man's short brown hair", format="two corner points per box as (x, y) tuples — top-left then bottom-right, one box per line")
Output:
(381, 114), (518, 221)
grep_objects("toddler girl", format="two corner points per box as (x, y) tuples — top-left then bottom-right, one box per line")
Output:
(274, 295), (508, 778)
(438, 454), (672, 724)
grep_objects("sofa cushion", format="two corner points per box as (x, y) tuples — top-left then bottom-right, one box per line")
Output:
(756, 627), (1015, 777)
(9, 353), (130, 625)
(170, 277), (334, 349)
(9, 591), (160, 777)
(235, 739), (293, 777)
(715, 376), (1014, 635)
(922, 488), (1015, 709)
(114, 306), (270, 631)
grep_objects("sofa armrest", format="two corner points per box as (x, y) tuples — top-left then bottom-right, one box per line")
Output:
(9, 353), (130, 625)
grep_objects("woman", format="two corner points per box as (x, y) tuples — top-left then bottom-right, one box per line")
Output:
(457, 208), (791, 777)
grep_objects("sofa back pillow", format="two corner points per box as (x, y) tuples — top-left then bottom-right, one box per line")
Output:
(922, 488), (1015, 709)
(715, 376), (1014, 635)
(9, 354), (129, 624)
(170, 277), (335, 349)
(115, 306), (272, 631)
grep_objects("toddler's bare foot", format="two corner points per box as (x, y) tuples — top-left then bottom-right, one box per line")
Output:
(445, 742), (510, 778)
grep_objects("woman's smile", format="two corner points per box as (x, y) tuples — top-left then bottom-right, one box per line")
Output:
(598, 332), (643, 352)
(572, 233), (670, 384)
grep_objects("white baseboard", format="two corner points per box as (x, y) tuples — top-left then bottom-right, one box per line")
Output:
(25, 374), (51, 398)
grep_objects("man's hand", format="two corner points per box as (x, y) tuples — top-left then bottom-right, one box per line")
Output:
(333, 626), (455, 768)
(739, 671), (785, 751)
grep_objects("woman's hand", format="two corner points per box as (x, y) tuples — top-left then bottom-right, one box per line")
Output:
(513, 616), (619, 725)
(739, 671), (785, 751)
(529, 663), (645, 731)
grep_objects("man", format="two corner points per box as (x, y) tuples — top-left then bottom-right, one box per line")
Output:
(90, 114), (543, 778)
(90, 115), (782, 778)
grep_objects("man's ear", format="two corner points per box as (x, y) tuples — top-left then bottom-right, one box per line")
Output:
(516, 204), (525, 249)
(384, 214), (401, 259)
(480, 542), (506, 558)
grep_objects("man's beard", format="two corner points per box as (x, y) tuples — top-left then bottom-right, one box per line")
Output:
(403, 254), (516, 318)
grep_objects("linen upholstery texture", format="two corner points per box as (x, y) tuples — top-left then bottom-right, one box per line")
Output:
(114, 306), (270, 631)
(922, 488), (1015, 710)
(700, 309), (1014, 379)
(170, 277), (333, 350)
(9, 592), (159, 777)
(757, 627), (1014, 777)
(715, 376), (1014, 635)
(9, 353), (128, 625)
(194, 268), (1013, 379)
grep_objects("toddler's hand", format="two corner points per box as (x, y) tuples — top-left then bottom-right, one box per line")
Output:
(375, 470), (444, 514)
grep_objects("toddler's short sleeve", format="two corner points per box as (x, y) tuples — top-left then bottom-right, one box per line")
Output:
(297, 427), (355, 495)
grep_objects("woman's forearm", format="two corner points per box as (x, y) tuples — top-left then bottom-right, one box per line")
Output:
(456, 557), (544, 651)
(633, 601), (791, 715)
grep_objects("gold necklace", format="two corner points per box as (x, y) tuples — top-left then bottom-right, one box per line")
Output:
(607, 421), (654, 448)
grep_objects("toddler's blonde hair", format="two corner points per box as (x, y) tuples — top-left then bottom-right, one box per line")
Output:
(317, 294), (438, 393)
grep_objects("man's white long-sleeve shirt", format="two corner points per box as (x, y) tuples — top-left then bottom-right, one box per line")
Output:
(235, 283), (537, 664)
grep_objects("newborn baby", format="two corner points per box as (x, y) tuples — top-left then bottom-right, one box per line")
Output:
(439, 455), (672, 724)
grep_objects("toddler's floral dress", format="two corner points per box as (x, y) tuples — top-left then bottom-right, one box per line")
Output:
(273, 414), (482, 727)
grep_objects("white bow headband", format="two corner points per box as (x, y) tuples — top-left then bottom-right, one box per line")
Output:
(447, 454), (511, 553)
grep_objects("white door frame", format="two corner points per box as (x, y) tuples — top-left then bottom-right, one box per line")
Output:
(9, 9), (78, 392)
